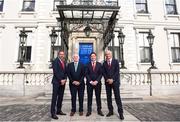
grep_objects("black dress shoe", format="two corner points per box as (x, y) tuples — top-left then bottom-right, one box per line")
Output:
(86, 112), (91, 117)
(57, 111), (67, 115)
(51, 114), (58, 119)
(98, 111), (104, 116)
(119, 113), (124, 120)
(106, 112), (113, 117)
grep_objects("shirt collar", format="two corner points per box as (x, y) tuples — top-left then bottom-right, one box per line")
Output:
(91, 61), (96, 64)
(58, 57), (63, 62)
(107, 58), (112, 62)
(74, 61), (78, 64)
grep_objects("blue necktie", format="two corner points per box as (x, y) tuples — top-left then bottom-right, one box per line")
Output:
(74, 63), (78, 72)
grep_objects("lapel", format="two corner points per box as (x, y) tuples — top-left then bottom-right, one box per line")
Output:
(77, 63), (80, 72)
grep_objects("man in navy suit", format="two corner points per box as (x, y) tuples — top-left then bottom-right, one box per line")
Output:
(86, 52), (104, 117)
(67, 54), (85, 116)
(102, 50), (124, 120)
(51, 50), (67, 119)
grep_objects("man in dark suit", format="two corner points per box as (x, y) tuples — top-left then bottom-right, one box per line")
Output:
(102, 50), (124, 120)
(86, 52), (104, 117)
(67, 54), (85, 116)
(51, 50), (67, 120)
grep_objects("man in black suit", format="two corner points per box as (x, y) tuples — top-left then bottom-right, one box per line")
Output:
(50, 50), (67, 120)
(86, 52), (104, 117)
(67, 54), (85, 116)
(102, 50), (124, 120)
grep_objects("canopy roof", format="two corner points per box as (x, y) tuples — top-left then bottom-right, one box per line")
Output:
(56, 0), (120, 49)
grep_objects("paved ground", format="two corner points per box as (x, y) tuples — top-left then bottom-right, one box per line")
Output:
(0, 95), (180, 121)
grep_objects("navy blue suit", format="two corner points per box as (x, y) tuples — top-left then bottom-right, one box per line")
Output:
(102, 59), (123, 114)
(51, 57), (67, 116)
(86, 62), (102, 113)
(67, 62), (85, 112)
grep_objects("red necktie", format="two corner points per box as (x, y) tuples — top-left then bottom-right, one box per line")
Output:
(61, 61), (65, 70)
(92, 62), (95, 71)
(108, 61), (111, 68)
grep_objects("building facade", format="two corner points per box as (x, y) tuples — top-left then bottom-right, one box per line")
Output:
(0, 0), (180, 71)
(0, 0), (180, 96)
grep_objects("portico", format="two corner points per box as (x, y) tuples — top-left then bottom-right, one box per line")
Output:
(56, 0), (120, 63)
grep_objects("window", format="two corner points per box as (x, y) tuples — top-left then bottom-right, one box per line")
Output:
(165, 0), (177, 14)
(53, 0), (66, 11)
(136, 0), (148, 13)
(170, 33), (180, 62)
(139, 32), (150, 63)
(22, 0), (35, 11)
(0, 0), (4, 11)
(18, 46), (32, 62)
(18, 31), (33, 63)
(108, 46), (120, 60)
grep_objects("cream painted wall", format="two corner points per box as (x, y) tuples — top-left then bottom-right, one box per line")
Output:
(0, 0), (180, 71)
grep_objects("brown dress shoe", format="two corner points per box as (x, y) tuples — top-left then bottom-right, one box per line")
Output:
(79, 112), (83, 116)
(70, 112), (75, 116)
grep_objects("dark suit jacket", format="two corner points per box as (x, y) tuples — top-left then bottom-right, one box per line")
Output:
(86, 62), (102, 85)
(102, 59), (120, 85)
(67, 62), (85, 85)
(52, 57), (67, 85)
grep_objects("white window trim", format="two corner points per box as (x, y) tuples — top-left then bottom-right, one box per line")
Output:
(14, 27), (37, 69)
(133, 0), (152, 20)
(18, 11), (37, 18)
(163, 0), (180, 20)
(134, 27), (155, 69)
(164, 27), (180, 69)
(0, 12), (5, 18)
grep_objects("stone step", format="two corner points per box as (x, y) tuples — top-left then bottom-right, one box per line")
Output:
(35, 90), (143, 101)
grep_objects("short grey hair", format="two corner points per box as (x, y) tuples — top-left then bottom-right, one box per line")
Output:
(72, 53), (79, 57)
(105, 50), (112, 55)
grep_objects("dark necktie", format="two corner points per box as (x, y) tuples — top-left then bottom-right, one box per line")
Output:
(92, 62), (95, 71)
(108, 61), (111, 68)
(61, 61), (64, 70)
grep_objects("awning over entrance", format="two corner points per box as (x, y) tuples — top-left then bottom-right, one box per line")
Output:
(56, 0), (120, 50)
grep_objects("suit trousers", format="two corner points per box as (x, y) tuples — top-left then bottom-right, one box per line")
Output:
(51, 83), (65, 115)
(105, 84), (123, 114)
(70, 83), (85, 112)
(87, 84), (102, 112)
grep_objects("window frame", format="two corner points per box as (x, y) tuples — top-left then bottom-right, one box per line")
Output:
(135, 0), (148, 14)
(18, 46), (32, 63)
(0, 0), (4, 12)
(170, 33), (180, 63)
(139, 32), (151, 63)
(22, 0), (35, 12)
(53, 0), (66, 11)
(165, 0), (178, 15)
